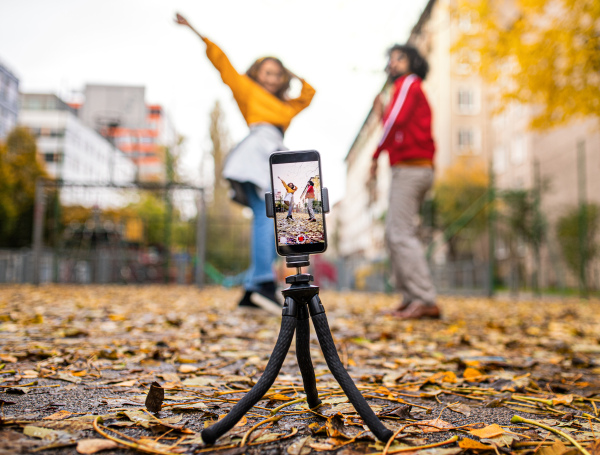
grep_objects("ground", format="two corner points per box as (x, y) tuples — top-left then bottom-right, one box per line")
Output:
(1, 285), (599, 455)
(276, 212), (325, 245)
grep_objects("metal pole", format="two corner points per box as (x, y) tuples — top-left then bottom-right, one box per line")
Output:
(195, 189), (206, 288)
(533, 159), (541, 295)
(487, 161), (495, 297)
(577, 140), (588, 297)
(32, 179), (46, 285)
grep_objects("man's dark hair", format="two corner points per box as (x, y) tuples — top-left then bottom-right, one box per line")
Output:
(388, 44), (429, 80)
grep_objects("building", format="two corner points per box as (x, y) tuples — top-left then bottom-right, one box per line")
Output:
(19, 93), (136, 206)
(335, 0), (600, 290)
(0, 59), (19, 141)
(74, 84), (177, 182)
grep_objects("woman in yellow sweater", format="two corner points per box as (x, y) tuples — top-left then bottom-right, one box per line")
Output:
(175, 13), (316, 313)
(278, 177), (297, 221)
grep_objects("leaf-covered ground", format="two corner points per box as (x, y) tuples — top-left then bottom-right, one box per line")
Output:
(1, 285), (599, 455)
(276, 212), (325, 245)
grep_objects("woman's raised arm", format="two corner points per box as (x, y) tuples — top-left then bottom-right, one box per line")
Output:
(175, 13), (205, 40)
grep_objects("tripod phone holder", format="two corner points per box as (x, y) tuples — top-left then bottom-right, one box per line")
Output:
(200, 253), (393, 444)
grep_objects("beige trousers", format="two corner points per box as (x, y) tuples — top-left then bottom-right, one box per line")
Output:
(385, 166), (436, 306)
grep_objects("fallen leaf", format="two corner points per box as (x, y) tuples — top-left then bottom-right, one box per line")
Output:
(181, 377), (212, 387)
(266, 393), (294, 401)
(76, 438), (119, 454)
(418, 419), (455, 433)
(481, 434), (520, 447)
(178, 365), (198, 374)
(111, 379), (137, 387)
(43, 410), (75, 421)
(447, 402), (472, 416)
(287, 436), (312, 454)
(470, 424), (506, 439)
(309, 442), (337, 451)
(459, 438), (495, 450)
(463, 367), (483, 380)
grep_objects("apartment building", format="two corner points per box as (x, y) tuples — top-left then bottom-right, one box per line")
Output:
(19, 93), (136, 206)
(0, 59), (19, 141)
(74, 84), (176, 182)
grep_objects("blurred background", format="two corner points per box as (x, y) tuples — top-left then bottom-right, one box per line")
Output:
(1, 0), (598, 298)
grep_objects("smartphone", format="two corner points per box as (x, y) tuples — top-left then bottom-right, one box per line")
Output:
(269, 150), (327, 256)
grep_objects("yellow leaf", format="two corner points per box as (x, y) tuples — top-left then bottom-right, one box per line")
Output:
(463, 367), (483, 380)
(234, 416), (248, 427)
(0, 354), (18, 363)
(459, 438), (495, 450)
(469, 424), (506, 439)
(551, 394), (573, 406)
(267, 393), (294, 401)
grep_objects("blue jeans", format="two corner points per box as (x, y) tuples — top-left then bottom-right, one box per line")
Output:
(241, 182), (277, 291)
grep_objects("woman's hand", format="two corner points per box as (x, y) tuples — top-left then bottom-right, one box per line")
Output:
(174, 13), (190, 26)
(175, 13), (204, 39)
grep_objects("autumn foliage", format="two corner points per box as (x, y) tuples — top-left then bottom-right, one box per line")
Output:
(454, 0), (600, 129)
(0, 127), (47, 247)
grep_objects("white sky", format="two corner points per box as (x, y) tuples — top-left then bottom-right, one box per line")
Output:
(0, 0), (429, 204)
(273, 161), (320, 198)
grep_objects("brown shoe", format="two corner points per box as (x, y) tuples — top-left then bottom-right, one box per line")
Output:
(393, 300), (441, 319)
(382, 298), (412, 316)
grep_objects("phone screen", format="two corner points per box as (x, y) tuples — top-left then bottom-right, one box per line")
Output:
(270, 151), (327, 256)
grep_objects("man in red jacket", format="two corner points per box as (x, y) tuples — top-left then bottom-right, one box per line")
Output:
(370, 44), (440, 319)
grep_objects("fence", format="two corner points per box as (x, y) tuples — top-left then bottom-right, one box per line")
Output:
(22, 179), (207, 285)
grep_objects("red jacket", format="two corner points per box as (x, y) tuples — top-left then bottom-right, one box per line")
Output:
(373, 74), (435, 166)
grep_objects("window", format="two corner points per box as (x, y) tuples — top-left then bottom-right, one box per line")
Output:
(43, 151), (63, 163)
(457, 127), (480, 153)
(457, 88), (479, 114)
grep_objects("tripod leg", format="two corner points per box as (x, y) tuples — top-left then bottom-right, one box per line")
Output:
(201, 315), (297, 445)
(309, 296), (393, 443)
(295, 304), (322, 409)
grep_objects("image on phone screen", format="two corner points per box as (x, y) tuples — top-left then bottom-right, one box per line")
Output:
(270, 151), (327, 256)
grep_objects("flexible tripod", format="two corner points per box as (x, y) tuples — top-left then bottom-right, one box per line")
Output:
(201, 254), (393, 444)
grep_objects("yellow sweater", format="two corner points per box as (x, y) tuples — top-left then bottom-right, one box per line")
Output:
(203, 38), (315, 132)
(281, 180), (297, 194)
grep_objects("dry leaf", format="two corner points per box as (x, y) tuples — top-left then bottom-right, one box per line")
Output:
(463, 367), (483, 380)
(43, 410), (74, 421)
(419, 419), (455, 433)
(287, 436), (312, 455)
(111, 379), (137, 387)
(447, 402), (472, 416)
(76, 438), (119, 454)
(178, 365), (198, 373)
(470, 424), (506, 439)
(459, 438), (495, 450)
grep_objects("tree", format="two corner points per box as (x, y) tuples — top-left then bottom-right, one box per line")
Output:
(205, 101), (251, 277)
(0, 127), (47, 247)
(500, 188), (547, 292)
(556, 203), (599, 294)
(433, 158), (490, 259)
(454, 0), (600, 128)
